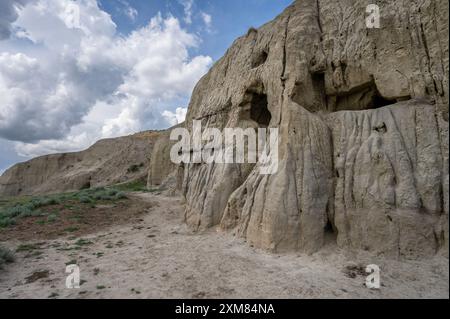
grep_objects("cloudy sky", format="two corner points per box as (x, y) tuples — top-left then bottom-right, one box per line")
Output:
(0, 0), (291, 173)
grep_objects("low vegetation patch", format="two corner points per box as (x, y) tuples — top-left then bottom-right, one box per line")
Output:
(0, 183), (153, 241)
(114, 180), (160, 193)
(16, 243), (41, 252)
(0, 246), (15, 268)
(0, 187), (127, 229)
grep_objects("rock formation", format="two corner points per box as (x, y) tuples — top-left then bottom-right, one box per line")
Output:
(1, 0), (447, 260)
(150, 0), (449, 258)
(0, 131), (161, 196)
(147, 125), (183, 189)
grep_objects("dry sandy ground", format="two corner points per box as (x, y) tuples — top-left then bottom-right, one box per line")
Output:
(0, 193), (448, 299)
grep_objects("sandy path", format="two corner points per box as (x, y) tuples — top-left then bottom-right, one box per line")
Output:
(0, 193), (448, 299)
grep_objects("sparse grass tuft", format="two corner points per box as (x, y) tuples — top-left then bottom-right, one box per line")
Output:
(0, 246), (15, 268)
(65, 259), (77, 266)
(48, 292), (59, 298)
(47, 214), (58, 223)
(113, 180), (159, 193)
(0, 217), (16, 228)
(74, 239), (93, 247)
(79, 196), (93, 204)
(64, 226), (79, 233)
(114, 191), (127, 199)
(16, 243), (40, 252)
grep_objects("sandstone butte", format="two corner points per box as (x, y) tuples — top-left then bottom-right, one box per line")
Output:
(1, 0), (448, 259)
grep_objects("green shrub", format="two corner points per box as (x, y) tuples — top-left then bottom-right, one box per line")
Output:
(31, 210), (44, 217)
(46, 198), (61, 205)
(0, 217), (16, 228)
(1, 205), (29, 218)
(47, 214), (58, 223)
(65, 259), (77, 266)
(18, 207), (43, 218)
(64, 227), (79, 233)
(30, 197), (60, 208)
(106, 189), (118, 196)
(16, 244), (39, 252)
(93, 193), (108, 200)
(74, 239), (93, 246)
(79, 196), (93, 204)
(89, 188), (120, 201)
(0, 246), (15, 268)
(114, 192), (127, 200)
(114, 180), (149, 192)
(17, 210), (33, 218)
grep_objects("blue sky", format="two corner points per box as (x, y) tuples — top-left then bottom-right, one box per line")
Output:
(98, 0), (292, 59)
(0, 0), (292, 174)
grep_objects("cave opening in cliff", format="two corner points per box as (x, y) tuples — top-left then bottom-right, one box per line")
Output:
(372, 92), (397, 108)
(239, 85), (272, 128)
(250, 92), (271, 127)
(324, 219), (337, 242)
(251, 50), (268, 68)
(327, 82), (398, 112)
(290, 73), (327, 112)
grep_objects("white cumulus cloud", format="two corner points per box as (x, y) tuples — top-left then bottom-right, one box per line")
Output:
(162, 107), (187, 126)
(0, 0), (212, 158)
(179, 0), (194, 25)
(118, 0), (138, 21)
(0, 0), (29, 40)
(201, 12), (212, 29)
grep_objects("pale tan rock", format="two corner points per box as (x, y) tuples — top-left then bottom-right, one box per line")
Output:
(177, 0), (448, 258)
(0, 131), (161, 197)
(147, 129), (177, 187)
(2, 0), (448, 260)
(328, 101), (447, 258)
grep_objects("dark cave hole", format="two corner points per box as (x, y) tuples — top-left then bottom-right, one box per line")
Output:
(324, 219), (337, 243)
(293, 72), (406, 113)
(240, 86), (272, 127)
(312, 72), (327, 110)
(249, 92), (271, 127)
(324, 220), (334, 234)
(372, 92), (396, 109)
(291, 73), (327, 112)
(330, 82), (400, 112)
(251, 50), (268, 68)
(81, 179), (91, 190)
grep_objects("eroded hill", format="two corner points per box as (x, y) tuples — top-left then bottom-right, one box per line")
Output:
(0, 131), (161, 197)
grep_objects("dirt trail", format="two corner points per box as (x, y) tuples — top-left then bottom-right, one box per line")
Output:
(0, 193), (448, 299)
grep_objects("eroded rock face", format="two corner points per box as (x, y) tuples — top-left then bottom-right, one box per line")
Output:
(165, 0), (449, 258)
(0, 131), (161, 196)
(329, 101), (448, 258)
(147, 129), (178, 187)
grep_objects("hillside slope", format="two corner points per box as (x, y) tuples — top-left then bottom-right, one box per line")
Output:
(0, 131), (161, 197)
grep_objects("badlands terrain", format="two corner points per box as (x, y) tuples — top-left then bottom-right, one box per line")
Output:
(0, 0), (449, 299)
